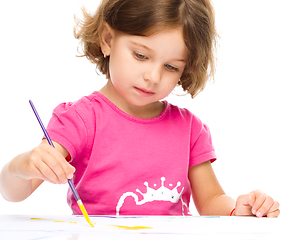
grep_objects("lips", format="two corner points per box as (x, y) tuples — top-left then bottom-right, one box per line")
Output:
(134, 87), (155, 97)
(141, 88), (154, 94)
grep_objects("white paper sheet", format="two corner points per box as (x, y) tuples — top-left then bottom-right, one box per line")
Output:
(0, 215), (283, 240)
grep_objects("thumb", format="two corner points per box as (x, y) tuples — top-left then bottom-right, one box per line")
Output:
(235, 192), (256, 216)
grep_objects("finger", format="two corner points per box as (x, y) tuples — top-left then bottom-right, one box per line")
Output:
(266, 201), (280, 218)
(42, 146), (74, 182)
(48, 140), (75, 178)
(20, 152), (56, 184)
(246, 192), (256, 207)
(56, 155), (75, 180)
(235, 193), (256, 216)
(35, 160), (59, 184)
(45, 146), (75, 180)
(38, 150), (68, 184)
(267, 209), (280, 218)
(253, 194), (274, 217)
(236, 192), (256, 208)
(41, 154), (68, 184)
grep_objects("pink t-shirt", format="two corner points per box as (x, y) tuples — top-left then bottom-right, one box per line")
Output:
(46, 91), (216, 216)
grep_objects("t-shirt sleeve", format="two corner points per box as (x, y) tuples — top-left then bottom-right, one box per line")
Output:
(189, 116), (216, 167)
(45, 100), (95, 162)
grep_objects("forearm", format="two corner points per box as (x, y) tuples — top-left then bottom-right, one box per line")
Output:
(199, 193), (235, 216)
(0, 153), (33, 202)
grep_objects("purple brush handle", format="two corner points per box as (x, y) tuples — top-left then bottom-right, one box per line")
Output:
(68, 180), (80, 202)
(29, 100), (55, 148)
(29, 100), (80, 202)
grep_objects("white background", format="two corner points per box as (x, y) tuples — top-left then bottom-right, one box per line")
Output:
(0, 0), (283, 216)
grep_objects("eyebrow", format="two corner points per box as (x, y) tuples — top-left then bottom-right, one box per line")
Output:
(130, 41), (187, 63)
(130, 41), (152, 51)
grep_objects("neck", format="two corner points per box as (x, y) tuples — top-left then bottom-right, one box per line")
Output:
(99, 80), (164, 119)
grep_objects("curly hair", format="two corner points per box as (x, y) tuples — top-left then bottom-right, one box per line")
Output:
(74, 0), (218, 98)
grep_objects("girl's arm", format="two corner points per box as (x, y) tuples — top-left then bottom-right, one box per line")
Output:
(0, 139), (75, 202)
(188, 161), (280, 217)
(188, 160), (235, 216)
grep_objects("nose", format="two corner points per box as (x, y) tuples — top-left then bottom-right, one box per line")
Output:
(143, 64), (162, 84)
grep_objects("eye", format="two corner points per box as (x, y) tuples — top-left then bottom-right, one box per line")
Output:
(134, 52), (148, 60)
(165, 64), (178, 72)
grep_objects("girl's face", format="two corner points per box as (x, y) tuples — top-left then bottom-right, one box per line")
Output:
(103, 26), (187, 115)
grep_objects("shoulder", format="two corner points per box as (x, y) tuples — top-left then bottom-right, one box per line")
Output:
(52, 91), (104, 118)
(166, 102), (210, 144)
(49, 92), (108, 137)
(166, 102), (203, 127)
(59, 91), (103, 109)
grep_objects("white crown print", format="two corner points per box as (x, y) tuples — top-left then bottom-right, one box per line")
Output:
(116, 177), (184, 215)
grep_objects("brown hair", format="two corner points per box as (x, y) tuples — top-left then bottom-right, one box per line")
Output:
(74, 0), (217, 98)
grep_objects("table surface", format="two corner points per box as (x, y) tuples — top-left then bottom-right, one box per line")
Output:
(0, 215), (283, 240)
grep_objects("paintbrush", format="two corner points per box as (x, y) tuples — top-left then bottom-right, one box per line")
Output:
(29, 100), (94, 227)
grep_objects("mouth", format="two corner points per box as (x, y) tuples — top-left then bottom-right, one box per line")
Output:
(134, 87), (155, 96)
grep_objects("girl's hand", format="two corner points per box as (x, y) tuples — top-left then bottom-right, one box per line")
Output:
(235, 190), (280, 218)
(11, 142), (75, 185)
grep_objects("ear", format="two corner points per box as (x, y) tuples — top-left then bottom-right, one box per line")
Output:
(100, 22), (115, 57)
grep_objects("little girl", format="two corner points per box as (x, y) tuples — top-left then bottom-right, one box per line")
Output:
(0, 0), (280, 217)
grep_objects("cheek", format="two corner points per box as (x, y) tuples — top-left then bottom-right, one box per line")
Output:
(159, 75), (181, 96)
(164, 73), (181, 88)
(109, 59), (124, 86)
(109, 52), (133, 78)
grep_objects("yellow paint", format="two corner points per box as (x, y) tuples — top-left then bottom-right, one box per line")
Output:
(78, 201), (95, 227)
(112, 225), (153, 230)
(31, 218), (77, 224)
(30, 218), (50, 221)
